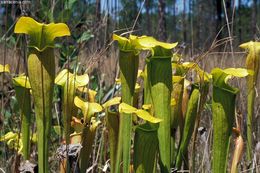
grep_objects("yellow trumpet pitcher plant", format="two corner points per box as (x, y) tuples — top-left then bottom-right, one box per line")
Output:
(0, 131), (37, 155)
(239, 41), (260, 162)
(102, 96), (162, 173)
(74, 96), (102, 173)
(112, 34), (142, 173)
(102, 97), (121, 173)
(55, 69), (89, 143)
(170, 62), (187, 166)
(211, 68), (251, 173)
(14, 17), (70, 173)
(55, 69), (89, 172)
(174, 63), (210, 170)
(13, 74), (32, 160)
(136, 36), (177, 173)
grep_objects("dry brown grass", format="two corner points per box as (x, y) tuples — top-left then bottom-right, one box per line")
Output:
(1, 42), (260, 172)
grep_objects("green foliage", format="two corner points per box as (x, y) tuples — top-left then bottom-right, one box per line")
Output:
(1, 4), (258, 171)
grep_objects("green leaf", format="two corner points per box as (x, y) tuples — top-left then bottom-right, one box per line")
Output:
(182, 62), (211, 82)
(77, 30), (94, 44)
(14, 83), (32, 160)
(113, 34), (132, 50)
(80, 117), (100, 172)
(54, 69), (68, 86)
(114, 42), (140, 173)
(65, 0), (77, 9)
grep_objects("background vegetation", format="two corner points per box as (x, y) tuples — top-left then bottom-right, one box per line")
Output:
(0, 0), (259, 172)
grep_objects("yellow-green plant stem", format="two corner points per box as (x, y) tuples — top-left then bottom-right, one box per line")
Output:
(147, 57), (172, 173)
(143, 65), (152, 105)
(247, 87), (255, 161)
(115, 50), (139, 173)
(28, 48), (55, 173)
(14, 86), (31, 160)
(79, 123), (98, 173)
(133, 123), (158, 173)
(105, 109), (119, 173)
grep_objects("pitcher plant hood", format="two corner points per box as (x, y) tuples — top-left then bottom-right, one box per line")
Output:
(14, 17), (70, 51)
